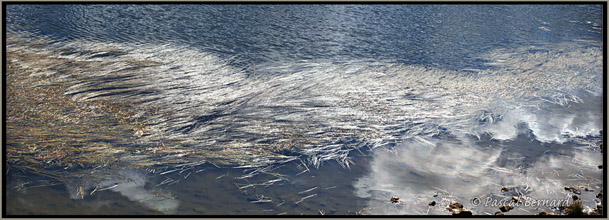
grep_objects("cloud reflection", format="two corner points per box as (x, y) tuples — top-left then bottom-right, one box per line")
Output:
(354, 136), (602, 215)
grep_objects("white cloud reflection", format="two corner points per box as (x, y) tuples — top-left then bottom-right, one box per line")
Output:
(354, 136), (602, 215)
(67, 169), (179, 214)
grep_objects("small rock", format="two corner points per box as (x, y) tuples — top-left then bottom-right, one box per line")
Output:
(453, 209), (473, 216)
(597, 191), (603, 199)
(572, 195), (579, 201)
(565, 186), (582, 195)
(499, 205), (514, 212)
(598, 165), (603, 169)
(511, 196), (524, 204)
(449, 202), (464, 210)
(495, 211), (504, 215)
(535, 211), (556, 216)
(429, 201), (436, 206)
(390, 197), (400, 203)
(579, 185), (594, 192)
(432, 192), (438, 197)
(501, 187), (509, 193)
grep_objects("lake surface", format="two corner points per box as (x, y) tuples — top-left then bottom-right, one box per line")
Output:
(5, 4), (604, 215)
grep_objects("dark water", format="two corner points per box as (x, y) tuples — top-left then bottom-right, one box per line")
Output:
(5, 4), (604, 215)
(6, 4), (603, 69)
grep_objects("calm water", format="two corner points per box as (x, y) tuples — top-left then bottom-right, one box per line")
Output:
(5, 4), (604, 215)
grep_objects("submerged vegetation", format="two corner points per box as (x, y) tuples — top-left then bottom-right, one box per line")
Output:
(5, 34), (292, 189)
(5, 31), (604, 215)
(7, 37), (143, 183)
(565, 202), (585, 216)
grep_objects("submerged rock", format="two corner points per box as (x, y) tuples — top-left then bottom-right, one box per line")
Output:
(579, 185), (594, 192)
(593, 204), (603, 215)
(453, 209), (473, 216)
(499, 205), (514, 212)
(447, 202), (469, 215)
(565, 186), (582, 195)
(449, 202), (464, 209)
(390, 197), (400, 204)
(501, 187), (509, 193)
(535, 211), (556, 216)
(511, 196), (524, 204)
